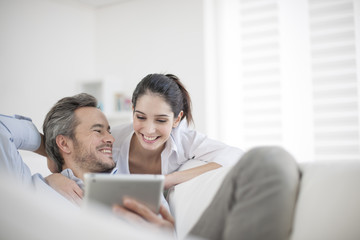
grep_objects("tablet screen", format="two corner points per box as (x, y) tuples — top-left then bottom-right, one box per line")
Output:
(83, 173), (164, 213)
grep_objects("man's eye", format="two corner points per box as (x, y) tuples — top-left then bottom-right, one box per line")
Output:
(94, 130), (101, 133)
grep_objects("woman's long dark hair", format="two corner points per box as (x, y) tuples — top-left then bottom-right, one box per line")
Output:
(132, 73), (193, 126)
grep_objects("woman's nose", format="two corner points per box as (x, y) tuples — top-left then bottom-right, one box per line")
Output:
(144, 122), (156, 134)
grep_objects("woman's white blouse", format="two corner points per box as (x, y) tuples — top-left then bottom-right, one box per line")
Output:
(111, 120), (244, 175)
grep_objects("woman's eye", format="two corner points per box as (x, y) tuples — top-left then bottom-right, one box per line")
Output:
(136, 115), (146, 120)
(157, 119), (167, 123)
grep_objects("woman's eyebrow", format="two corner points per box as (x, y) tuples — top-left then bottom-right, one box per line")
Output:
(134, 110), (145, 115)
(135, 110), (170, 118)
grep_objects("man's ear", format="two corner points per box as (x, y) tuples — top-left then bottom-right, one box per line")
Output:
(55, 135), (72, 154)
(173, 111), (184, 128)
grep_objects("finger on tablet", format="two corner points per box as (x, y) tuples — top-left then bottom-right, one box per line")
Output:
(113, 204), (147, 224)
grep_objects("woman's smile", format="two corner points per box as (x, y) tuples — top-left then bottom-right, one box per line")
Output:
(142, 134), (159, 143)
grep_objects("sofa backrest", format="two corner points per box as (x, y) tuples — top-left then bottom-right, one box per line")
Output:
(290, 161), (360, 240)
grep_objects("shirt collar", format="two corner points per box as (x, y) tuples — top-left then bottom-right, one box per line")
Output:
(61, 168), (85, 191)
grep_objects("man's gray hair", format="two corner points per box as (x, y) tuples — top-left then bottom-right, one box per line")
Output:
(43, 93), (98, 172)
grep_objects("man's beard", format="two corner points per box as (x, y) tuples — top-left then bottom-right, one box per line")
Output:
(73, 140), (115, 173)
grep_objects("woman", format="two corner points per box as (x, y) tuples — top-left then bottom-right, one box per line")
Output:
(112, 73), (243, 189)
(46, 73), (243, 199)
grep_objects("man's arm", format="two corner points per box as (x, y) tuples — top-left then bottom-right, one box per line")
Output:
(33, 133), (58, 173)
(34, 133), (47, 157)
(0, 114), (41, 183)
(0, 115), (60, 174)
(0, 114), (41, 152)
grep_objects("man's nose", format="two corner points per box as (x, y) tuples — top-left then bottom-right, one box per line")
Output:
(104, 131), (115, 143)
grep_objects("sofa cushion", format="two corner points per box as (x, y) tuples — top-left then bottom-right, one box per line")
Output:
(290, 161), (360, 240)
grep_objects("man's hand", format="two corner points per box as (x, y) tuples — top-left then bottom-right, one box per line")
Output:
(45, 173), (83, 206)
(112, 197), (175, 231)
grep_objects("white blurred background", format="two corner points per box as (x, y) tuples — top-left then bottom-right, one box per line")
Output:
(1, 0), (360, 176)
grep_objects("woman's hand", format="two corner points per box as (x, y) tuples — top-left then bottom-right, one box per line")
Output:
(45, 173), (83, 206)
(113, 197), (175, 231)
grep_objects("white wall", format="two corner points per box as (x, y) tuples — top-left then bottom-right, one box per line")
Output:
(0, 0), (207, 175)
(95, 0), (206, 133)
(0, 0), (207, 133)
(0, 0), (96, 129)
(0, 0), (96, 175)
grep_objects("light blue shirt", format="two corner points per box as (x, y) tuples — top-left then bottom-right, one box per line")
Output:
(0, 114), (74, 206)
(0, 114), (41, 183)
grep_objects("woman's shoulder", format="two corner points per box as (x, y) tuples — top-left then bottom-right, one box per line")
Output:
(171, 120), (206, 146)
(172, 120), (238, 150)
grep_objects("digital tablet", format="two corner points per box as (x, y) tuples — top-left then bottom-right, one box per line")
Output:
(83, 173), (164, 213)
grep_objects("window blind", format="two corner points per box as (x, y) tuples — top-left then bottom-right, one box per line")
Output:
(214, 0), (360, 161)
(309, 0), (360, 161)
(239, 0), (283, 148)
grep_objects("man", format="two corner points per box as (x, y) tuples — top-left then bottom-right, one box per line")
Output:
(41, 93), (117, 203)
(0, 94), (114, 203)
(0, 93), (176, 238)
(0, 93), (172, 220)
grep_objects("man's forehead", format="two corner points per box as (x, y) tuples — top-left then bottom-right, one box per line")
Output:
(74, 107), (108, 127)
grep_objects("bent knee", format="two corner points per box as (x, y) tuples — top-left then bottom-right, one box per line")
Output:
(234, 146), (300, 181)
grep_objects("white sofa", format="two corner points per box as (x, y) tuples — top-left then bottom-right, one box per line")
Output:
(168, 159), (360, 240)
(1, 158), (360, 240)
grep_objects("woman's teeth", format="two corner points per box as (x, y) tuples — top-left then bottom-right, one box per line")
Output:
(144, 135), (157, 141)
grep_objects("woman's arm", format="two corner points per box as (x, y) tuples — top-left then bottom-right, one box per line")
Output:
(164, 162), (221, 190)
(45, 173), (83, 206)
